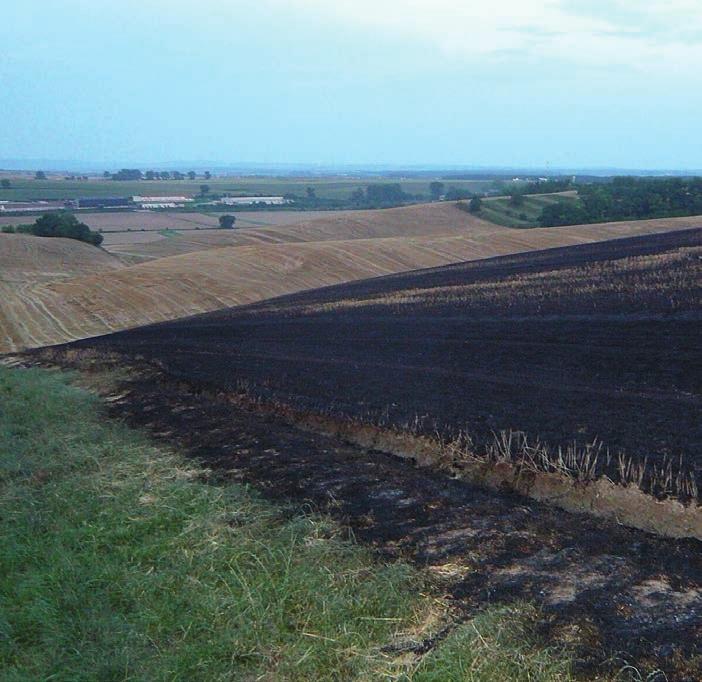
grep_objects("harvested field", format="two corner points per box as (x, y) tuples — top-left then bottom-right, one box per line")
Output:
(25, 347), (702, 680)
(0, 234), (124, 350)
(101, 202), (498, 260)
(1, 203), (700, 353)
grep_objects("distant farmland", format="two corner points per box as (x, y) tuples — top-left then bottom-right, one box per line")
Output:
(0, 176), (492, 202)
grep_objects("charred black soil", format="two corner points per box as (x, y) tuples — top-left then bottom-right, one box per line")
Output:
(27, 356), (702, 680)
(65, 228), (702, 497)
(23, 228), (702, 678)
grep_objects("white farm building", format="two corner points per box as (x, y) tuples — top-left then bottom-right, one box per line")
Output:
(220, 196), (289, 206)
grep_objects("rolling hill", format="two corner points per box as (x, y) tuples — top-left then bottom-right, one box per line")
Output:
(1, 203), (700, 352)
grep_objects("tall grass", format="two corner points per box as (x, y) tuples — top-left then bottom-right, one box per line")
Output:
(0, 367), (577, 680)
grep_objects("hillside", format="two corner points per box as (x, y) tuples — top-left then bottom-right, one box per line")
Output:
(0, 232), (122, 281)
(1, 203), (700, 352)
(103, 202), (500, 260)
(34, 228), (702, 680)
(0, 234), (124, 351)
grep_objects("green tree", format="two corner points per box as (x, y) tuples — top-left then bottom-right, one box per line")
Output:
(22, 212), (103, 246)
(35, 171), (46, 180)
(429, 181), (445, 200)
(510, 192), (525, 207)
(350, 188), (365, 204)
(218, 214), (236, 229)
(102, 171), (111, 179)
(204, 171), (211, 180)
(200, 184), (210, 195)
(469, 196), (482, 213)
(1, 179), (10, 189)
(188, 171), (196, 180)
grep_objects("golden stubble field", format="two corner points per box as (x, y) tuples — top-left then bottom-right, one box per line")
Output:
(1, 202), (700, 353)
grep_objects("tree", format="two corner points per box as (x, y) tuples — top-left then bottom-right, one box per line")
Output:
(365, 183), (405, 205)
(469, 196), (482, 213)
(510, 192), (525, 207)
(21, 212), (103, 246)
(200, 184), (210, 195)
(1, 179), (10, 189)
(218, 214), (236, 229)
(444, 186), (472, 201)
(306, 187), (317, 200)
(145, 170), (156, 181)
(112, 169), (142, 181)
(160, 171), (170, 180)
(103, 171), (111, 179)
(350, 188), (365, 204)
(172, 171), (184, 180)
(204, 171), (211, 180)
(188, 171), (196, 180)
(429, 181), (445, 200)
(35, 171), (46, 180)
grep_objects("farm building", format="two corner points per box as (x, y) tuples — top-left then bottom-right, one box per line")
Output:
(219, 196), (289, 206)
(77, 197), (132, 209)
(132, 196), (194, 209)
(0, 201), (67, 213)
(132, 196), (193, 203)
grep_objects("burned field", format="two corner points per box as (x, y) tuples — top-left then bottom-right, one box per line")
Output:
(75, 227), (702, 501)
(30, 227), (702, 678)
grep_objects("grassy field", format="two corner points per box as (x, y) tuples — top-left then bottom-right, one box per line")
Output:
(0, 365), (576, 681)
(480, 193), (578, 227)
(0, 176), (492, 202)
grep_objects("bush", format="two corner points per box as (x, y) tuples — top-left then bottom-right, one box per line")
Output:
(219, 214), (236, 229)
(18, 212), (103, 246)
(1, 226), (15, 234)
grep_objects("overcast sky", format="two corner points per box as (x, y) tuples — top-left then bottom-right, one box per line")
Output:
(2, 0), (701, 169)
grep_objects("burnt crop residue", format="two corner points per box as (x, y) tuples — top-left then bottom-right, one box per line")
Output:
(67, 227), (702, 504)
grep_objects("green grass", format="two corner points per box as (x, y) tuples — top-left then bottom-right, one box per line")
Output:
(480, 194), (578, 228)
(0, 366), (578, 681)
(0, 177), (492, 203)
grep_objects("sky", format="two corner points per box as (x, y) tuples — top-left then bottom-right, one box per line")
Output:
(1, 0), (702, 170)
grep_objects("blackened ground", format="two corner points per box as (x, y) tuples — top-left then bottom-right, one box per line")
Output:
(70, 228), (702, 489)
(41, 359), (702, 680)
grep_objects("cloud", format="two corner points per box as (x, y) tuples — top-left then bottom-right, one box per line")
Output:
(265, 0), (702, 70)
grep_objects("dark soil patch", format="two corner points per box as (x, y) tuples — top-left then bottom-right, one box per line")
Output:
(33, 355), (702, 681)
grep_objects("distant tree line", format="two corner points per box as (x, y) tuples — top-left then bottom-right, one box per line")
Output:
(350, 184), (410, 207)
(107, 169), (212, 181)
(540, 177), (702, 226)
(1, 212), (103, 246)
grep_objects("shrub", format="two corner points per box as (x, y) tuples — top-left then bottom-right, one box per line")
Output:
(18, 212), (103, 246)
